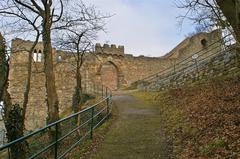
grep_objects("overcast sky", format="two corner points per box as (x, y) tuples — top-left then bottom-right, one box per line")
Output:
(85, 0), (195, 57)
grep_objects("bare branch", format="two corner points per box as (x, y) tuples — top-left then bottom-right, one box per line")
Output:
(52, 0), (64, 23)
(15, 0), (40, 14)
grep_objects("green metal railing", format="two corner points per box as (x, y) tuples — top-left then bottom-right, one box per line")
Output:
(0, 85), (112, 159)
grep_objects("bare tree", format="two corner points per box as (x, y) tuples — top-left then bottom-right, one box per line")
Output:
(54, 1), (108, 113)
(0, 5), (41, 159)
(0, 0), (64, 157)
(25, 0), (64, 125)
(0, 0), (66, 128)
(57, 32), (92, 113)
(176, 0), (240, 44)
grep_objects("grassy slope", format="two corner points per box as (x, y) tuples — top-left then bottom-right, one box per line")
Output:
(130, 75), (240, 158)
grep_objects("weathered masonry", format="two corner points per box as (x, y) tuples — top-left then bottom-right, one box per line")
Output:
(8, 30), (220, 130)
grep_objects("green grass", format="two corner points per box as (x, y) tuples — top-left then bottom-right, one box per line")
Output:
(200, 138), (227, 156)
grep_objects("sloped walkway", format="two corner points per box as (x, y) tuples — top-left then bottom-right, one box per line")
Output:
(91, 94), (171, 159)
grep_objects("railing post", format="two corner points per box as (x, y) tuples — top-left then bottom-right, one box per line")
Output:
(54, 123), (58, 159)
(107, 94), (112, 115)
(107, 97), (110, 115)
(85, 82), (86, 93)
(90, 107), (94, 139)
(105, 87), (107, 98)
(101, 85), (104, 98)
(8, 147), (10, 159)
(194, 59), (199, 80)
(173, 60), (176, 74)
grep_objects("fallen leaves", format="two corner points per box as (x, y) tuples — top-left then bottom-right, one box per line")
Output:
(155, 75), (240, 158)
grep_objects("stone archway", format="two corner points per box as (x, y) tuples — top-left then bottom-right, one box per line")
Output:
(96, 61), (123, 90)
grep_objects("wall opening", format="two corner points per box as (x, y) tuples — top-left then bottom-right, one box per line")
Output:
(33, 49), (42, 62)
(57, 55), (62, 62)
(33, 49), (38, 62)
(201, 39), (208, 48)
(99, 61), (119, 90)
(38, 50), (42, 62)
(0, 101), (3, 120)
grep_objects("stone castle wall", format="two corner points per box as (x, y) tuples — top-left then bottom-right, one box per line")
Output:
(139, 45), (239, 91)
(8, 30), (221, 130)
(164, 30), (221, 60)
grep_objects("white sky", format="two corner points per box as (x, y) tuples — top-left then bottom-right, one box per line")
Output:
(85, 0), (195, 57)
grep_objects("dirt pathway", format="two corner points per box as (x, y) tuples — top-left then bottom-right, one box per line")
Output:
(91, 94), (171, 159)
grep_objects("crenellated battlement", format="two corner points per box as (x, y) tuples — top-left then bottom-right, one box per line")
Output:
(95, 43), (124, 56)
(12, 38), (45, 54)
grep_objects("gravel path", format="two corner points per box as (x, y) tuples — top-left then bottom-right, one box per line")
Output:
(91, 94), (171, 159)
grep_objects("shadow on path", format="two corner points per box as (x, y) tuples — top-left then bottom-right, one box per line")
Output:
(91, 94), (171, 159)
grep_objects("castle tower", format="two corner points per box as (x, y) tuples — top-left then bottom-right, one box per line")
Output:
(95, 43), (125, 56)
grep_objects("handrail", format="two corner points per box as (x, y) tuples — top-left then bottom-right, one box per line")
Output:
(0, 96), (110, 151)
(138, 34), (232, 82)
(0, 84), (113, 159)
(153, 46), (235, 84)
(137, 34), (238, 90)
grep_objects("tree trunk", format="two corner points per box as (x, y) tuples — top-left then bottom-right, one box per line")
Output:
(216, 0), (240, 44)
(42, 6), (60, 125)
(0, 33), (27, 159)
(22, 34), (40, 120)
(72, 53), (82, 113)
(0, 33), (7, 100)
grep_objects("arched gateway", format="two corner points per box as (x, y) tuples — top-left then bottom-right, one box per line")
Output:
(96, 61), (122, 90)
